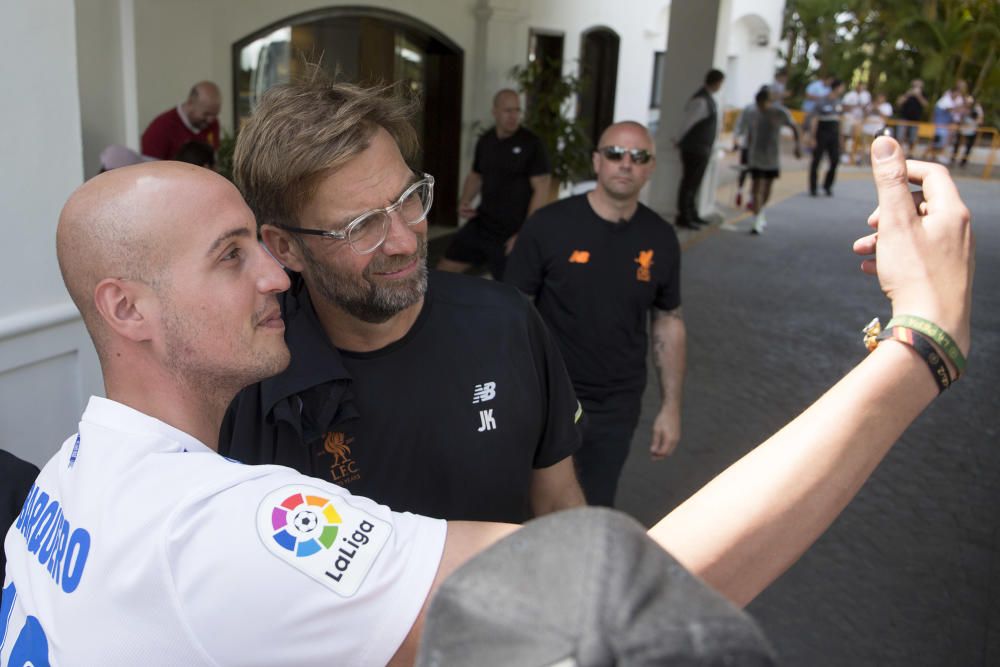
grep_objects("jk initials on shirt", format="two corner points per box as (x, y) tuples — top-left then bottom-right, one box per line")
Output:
(477, 409), (497, 432)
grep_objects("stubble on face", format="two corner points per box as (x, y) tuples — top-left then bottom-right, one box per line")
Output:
(301, 233), (429, 324)
(159, 288), (290, 398)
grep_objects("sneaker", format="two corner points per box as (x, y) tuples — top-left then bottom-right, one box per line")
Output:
(824, 187), (833, 197)
(751, 213), (766, 235)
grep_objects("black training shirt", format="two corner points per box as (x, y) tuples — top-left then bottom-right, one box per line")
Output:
(473, 126), (551, 239)
(505, 194), (681, 398)
(221, 271), (581, 523)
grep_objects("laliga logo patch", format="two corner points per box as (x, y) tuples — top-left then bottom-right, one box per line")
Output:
(258, 485), (391, 597)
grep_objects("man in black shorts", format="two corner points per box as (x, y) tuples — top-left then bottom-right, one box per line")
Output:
(220, 78), (585, 523)
(807, 79), (846, 197)
(506, 121), (687, 507)
(746, 87), (801, 235)
(438, 89), (551, 279)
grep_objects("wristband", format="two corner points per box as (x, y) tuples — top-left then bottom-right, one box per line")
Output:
(878, 326), (952, 393)
(885, 315), (966, 377)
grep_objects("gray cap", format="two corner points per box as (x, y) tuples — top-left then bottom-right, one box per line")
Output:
(417, 507), (776, 667)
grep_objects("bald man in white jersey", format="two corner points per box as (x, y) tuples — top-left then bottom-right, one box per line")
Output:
(3, 136), (974, 665)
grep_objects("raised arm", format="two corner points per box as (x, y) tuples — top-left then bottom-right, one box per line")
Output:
(648, 137), (973, 606)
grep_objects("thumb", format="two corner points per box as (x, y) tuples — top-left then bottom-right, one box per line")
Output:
(870, 137), (916, 230)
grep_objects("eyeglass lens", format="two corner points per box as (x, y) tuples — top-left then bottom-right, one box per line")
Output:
(601, 146), (652, 164)
(348, 181), (433, 253)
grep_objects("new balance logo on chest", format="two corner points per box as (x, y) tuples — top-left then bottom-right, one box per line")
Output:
(472, 381), (496, 403)
(472, 381), (498, 432)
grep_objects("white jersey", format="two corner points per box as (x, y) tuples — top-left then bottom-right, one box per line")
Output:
(2, 397), (446, 666)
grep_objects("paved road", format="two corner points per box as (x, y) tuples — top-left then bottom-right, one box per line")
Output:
(616, 175), (1000, 666)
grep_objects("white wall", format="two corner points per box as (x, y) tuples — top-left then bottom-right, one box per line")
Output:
(525, 0), (671, 128)
(0, 0), (102, 467)
(134, 0), (215, 135)
(76, 0), (130, 178)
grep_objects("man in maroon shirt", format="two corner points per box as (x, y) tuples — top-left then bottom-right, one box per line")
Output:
(141, 81), (222, 159)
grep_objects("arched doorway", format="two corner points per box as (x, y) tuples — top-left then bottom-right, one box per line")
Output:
(577, 27), (620, 149)
(232, 8), (463, 227)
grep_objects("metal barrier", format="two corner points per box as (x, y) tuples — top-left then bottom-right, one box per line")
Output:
(726, 108), (997, 179)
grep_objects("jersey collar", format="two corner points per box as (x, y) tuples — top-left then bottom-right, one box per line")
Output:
(81, 396), (212, 454)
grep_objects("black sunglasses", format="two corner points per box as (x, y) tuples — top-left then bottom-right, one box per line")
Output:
(597, 145), (654, 165)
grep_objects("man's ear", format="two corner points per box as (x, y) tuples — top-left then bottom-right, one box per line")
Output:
(261, 225), (305, 272)
(93, 278), (155, 343)
(591, 150), (601, 176)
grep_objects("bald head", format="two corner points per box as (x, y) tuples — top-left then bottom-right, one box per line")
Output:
(57, 162), (241, 355)
(493, 89), (519, 109)
(184, 81), (221, 130)
(492, 89), (522, 138)
(596, 121), (654, 153)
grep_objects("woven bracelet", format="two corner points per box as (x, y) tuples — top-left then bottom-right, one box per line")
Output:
(886, 315), (966, 378)
(878, 326), (952, 393)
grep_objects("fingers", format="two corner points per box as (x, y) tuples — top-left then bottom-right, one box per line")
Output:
(860, 258), (877, 275)
(870, 137), (918, 231)
(867, 191), (926, 229)
(853, 232), (877, 256)
(902, 159), (962, 212)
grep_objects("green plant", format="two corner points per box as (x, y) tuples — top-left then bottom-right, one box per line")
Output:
(216, 131), (237, 182)
(510, 60), (593, 186)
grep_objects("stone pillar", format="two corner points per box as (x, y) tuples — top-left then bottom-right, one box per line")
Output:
(471, 0), (493, 122)
(648, 0), (733, 222)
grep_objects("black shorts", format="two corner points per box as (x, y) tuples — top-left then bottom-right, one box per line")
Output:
(442, 217), (509, 278)
(750, 168), (780, 180)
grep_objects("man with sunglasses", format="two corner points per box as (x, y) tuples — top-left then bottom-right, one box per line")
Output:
(219, 78), (585, 524)
(506, 121), (686, 507)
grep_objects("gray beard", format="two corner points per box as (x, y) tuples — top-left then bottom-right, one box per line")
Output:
(303, 235), (429, 324)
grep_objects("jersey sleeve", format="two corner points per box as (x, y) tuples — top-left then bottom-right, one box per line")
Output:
(165, 466), (446, 667)
(653, 231), (682, 312)
(524, 304), (582, 468)
(503, 216), (546, 297)
(528, 135), (552, 177)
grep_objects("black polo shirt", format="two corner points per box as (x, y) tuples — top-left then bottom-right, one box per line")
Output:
(220, 271), (581, 523)
(504, 194), (682, 399)
(473, 126), (551, 239)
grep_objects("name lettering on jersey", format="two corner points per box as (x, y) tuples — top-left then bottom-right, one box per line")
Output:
(13, 483), (91, 594)
(568, 250), (590, 264)
(477, 409), (497, 432)
(257, 486), (391, 597)
(322, 432), (361, 486)
(472, 381), (496, 404)
(634, 249), (654, 282)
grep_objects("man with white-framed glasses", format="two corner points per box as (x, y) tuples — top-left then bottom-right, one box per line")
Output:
(507, 121), (687, 507)
(219, 77), (586, 524)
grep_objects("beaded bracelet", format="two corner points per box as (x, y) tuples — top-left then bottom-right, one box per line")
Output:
(877, 326), (952, 393)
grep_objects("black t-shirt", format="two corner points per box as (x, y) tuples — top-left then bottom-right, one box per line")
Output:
(900, 94), (925, 121)
(505, 195), (681, 398)
(221, 271), (581, 523)
(473, 126), (551, 239)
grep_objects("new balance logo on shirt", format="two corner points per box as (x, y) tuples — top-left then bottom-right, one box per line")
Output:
(472, 381), (496, 404)
(473, 381), (498, 431)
